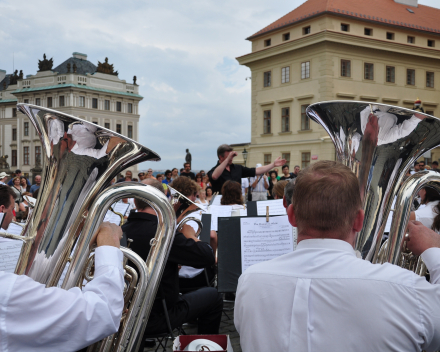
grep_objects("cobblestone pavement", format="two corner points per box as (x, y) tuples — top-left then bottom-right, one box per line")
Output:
(144, 301), (241, 351)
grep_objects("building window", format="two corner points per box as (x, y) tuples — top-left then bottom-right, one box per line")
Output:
(426, 110), (434, 116)
(11, 150), (17, 167)
(23, 147), (29, 165)
(116, 102), (122, 112)
(386, 66), (395, 83)
(301, 105), (310, 130)
(364, 63), (374, 80)
(24, 99), (29, 104)
(302, 152), (311, 168)
(12, 128), (16, 141)
(35, 98), (41, 106)
(301, 61), (310, 79)
(341, 23), (349, 32)
(79, 96), (85, 107)
(128, 103), (133, 113)
(35, 146), (41, 165)
(47, 97), (53, 107)
(303, 26), (311, 35)
(105, 122), (110, 129)
(59, 96), (65, 107)
(428, 40), (435, 47)
(264, 154), (271, 165)
(341, 60), (351, 77)
(283, 33), (290, 41)
(364, 28), (372, 36)
(24, 122), (29, 136)
(408, 36), (415, 44)
(386, 32), (395, 40)
(116, 124), (122, 134)
(264, 39), (271, 47)
(263, 71), (271, 87)
(263, 110), (271, 134)
(281, 107), (290, 132)
(128, 125), (133, 138)
(105, 100), (110, 110)
(427, 72), (435, 88)
(93, 121), (98, 124)
(282, 153), (291, 166)
(92, 98), (98, 109)
(407, 69), (415, 85)
(12, 108), (17, 117)
(281, 67), (290, 83)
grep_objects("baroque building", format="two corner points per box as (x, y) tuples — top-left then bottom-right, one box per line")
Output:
(237, 0), (440, 169)
(0, 52), (142, 179)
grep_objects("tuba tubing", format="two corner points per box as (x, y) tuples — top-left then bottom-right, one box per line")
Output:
(384, 170), (440, 267)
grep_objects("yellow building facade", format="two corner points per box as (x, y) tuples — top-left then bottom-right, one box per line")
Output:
(237, 0), (440, 169)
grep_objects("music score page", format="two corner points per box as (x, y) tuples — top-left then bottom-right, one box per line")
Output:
(240, 215), (293, 272)
(0, 238), (23, 273)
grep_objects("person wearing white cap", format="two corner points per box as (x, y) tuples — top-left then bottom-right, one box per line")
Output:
(0, 172), (9, 185)
(249, 163), (269, 201)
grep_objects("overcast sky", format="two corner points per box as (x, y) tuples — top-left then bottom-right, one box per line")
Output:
(1, 0), (438, 171)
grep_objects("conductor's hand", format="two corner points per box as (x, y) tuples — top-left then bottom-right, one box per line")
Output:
(92, 222), (122, 248)
(406, 220), (440, 256)
(180, 224), (200, 242)
(227, 151), (238, 162)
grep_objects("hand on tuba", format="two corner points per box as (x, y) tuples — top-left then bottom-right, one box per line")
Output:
(92, 222), (122, 248)
(406, 220), (440, 256)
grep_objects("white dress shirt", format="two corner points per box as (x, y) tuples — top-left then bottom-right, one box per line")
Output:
(0, 246), (124, 352)
(416, 200), (440, 231)
(235, 238), (440, 352)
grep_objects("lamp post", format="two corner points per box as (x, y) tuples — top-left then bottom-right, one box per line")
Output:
(242, 148), (248, 167)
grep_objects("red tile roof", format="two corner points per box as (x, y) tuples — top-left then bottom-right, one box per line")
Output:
(247, 0), (440, 40)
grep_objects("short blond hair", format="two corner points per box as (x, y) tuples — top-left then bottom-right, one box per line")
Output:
(292, 160), (361, 233)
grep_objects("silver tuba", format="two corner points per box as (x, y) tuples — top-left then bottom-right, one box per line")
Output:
(3, 103), (177, 352)
(306, 101), (440, 265)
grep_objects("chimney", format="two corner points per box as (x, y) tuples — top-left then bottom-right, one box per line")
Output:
(72, 52), (87, 60)
(394, 0), (418, 7)
(0, 69), (6, 82)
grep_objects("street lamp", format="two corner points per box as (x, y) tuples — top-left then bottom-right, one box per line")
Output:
(242, 148), (248, 167)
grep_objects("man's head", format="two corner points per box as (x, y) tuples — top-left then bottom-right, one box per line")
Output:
(138, 172), (145, 180)
(165, 170), (172, 179)
(34, 175), (41, 185)
(293, 165), (300, 175)
(419, 161), (426, 170)
(0, 172), (9, 182)
(184, 163), (191, 172)
(433, 161), (439, 170)
(125, 170), (133, 178)
(170, 176), (200, 201)
(414, 162), (420, 172)
(288, 161), (363, 243)
(217, 144), (234, 164)
(0, 185), (17, 230)
(282, 164), (290, 175)
(15, 169), (22, 177)
(136, 179), (165, 211)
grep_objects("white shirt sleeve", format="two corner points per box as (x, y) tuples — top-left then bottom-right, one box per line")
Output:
(1, 246), (124, 352)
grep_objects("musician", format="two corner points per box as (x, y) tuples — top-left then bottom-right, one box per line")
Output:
(208, 144), (286, 194)
(0, 185), (125, 352)
(122, 179), (222, 352)
(235, 161), (440, 352)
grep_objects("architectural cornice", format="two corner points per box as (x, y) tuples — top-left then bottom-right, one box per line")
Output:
(237, 30), (440, 66)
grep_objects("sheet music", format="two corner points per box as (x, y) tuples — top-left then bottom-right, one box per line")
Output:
(208, 205), (232, 231)
(257, 199), (286, 216)
(6, 223), (24, 236)
(211, 195), (223, 206)
(103, 203), (130, 224)
(240, 215), (293, 272)
(0, 238), (23, 273)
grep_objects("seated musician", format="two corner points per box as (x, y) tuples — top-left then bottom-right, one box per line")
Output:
(122, 179), (222, 352)
(0, 185), (124, 352)
(235, 160), (440, 352)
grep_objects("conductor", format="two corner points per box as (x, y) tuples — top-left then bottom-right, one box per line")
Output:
(0, 185), (124, 352)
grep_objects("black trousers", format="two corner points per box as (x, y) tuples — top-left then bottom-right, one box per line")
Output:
(139, 287), (223, 351)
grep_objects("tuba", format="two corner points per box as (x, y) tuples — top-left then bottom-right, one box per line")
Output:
(1, 103), (177, 352)
(306, 101), (440, 266)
